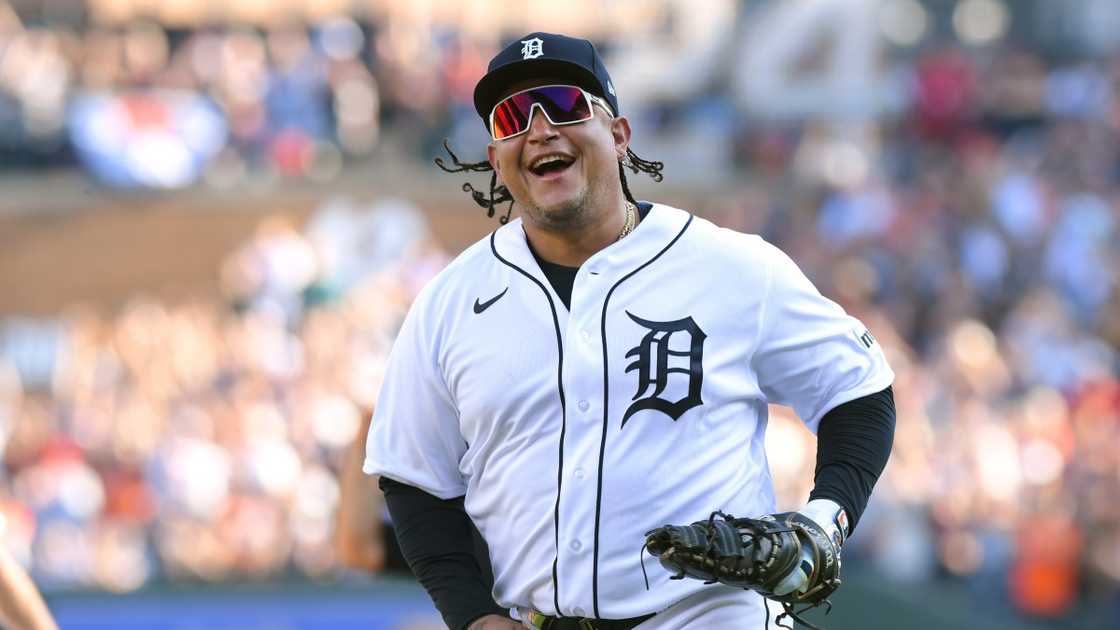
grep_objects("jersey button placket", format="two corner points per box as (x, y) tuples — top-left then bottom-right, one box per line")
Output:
(559, 310), (599, 613)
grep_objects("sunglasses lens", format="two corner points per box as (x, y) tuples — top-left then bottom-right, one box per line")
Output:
(492, 97), (531, 140)
(491, 86), (592, 140)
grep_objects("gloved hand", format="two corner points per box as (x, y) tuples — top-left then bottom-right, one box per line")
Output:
(643, 499), (848, 629)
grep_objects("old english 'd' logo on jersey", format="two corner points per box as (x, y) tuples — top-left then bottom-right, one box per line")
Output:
(621, 312), (706, 427)
(521, 38), (544, 59)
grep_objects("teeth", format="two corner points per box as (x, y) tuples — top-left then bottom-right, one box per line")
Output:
(530, 154), (573, 170)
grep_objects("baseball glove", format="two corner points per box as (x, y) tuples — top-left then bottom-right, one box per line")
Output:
(643, 510), (841, 630)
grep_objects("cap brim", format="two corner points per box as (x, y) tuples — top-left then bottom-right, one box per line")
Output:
(474, 59), (606, 124)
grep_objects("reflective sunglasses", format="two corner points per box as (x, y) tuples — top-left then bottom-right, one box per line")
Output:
(489, 84), (613, 141)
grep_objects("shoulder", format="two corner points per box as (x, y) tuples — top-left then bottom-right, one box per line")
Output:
(648, 203), (785, 267)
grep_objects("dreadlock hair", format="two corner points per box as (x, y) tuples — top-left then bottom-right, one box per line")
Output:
(434, 139), (665, 224)
(433, 140), (516, 224)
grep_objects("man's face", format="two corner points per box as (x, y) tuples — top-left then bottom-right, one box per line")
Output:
(486, 79), (631, 232)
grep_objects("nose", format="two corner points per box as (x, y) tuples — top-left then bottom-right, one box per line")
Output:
(525, 103), (558, 144)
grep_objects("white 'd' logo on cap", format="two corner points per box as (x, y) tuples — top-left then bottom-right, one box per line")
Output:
(521, 38), (544, 60)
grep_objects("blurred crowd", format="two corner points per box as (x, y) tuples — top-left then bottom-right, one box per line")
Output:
(0, 1), (1119, 628)
(0, 14), (391, 185)
(0, 197), (447, 592)
(0, 3), (510, 186)
(741, 44), (1120, 624)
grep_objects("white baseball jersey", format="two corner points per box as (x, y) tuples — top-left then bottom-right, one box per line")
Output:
(364, 203), (893, 621)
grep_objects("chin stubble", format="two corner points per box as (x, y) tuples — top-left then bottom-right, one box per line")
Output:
(527, 189), (593, 231)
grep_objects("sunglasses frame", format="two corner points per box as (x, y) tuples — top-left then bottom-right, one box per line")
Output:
(489, 84), (614, 141)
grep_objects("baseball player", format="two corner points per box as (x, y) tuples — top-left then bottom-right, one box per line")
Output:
(364, 32), (896, 630)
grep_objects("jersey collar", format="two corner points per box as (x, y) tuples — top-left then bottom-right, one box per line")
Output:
(491, 204), (691, 278)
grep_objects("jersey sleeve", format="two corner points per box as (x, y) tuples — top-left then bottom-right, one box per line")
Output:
(363, 290), (468, 499)
(751, 241), (894, 432)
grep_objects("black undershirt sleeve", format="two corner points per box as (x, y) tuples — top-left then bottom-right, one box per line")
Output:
(378, 477), (507, 630)
(807, 385), (896, 534)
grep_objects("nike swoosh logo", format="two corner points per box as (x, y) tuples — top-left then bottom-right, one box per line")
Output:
(473, 288), (509, 314)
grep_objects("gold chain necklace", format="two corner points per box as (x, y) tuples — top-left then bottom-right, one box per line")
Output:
(616, 202), (637, 241)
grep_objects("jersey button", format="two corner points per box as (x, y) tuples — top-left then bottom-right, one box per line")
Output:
(573, 607), (587, 617)
(577, 400), (589, 412)
(580, 330), (591, 342)
(574, 468), (585, 480)
(570, 539), (582, 552)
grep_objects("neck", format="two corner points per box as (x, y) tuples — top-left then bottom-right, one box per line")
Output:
(523, 198), (635, 267)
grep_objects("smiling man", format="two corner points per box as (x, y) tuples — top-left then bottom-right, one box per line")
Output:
(364, 32), (897, 630)
(484, 77), (632, 265)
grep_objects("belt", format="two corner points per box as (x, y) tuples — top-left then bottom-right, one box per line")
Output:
(526, 611), (655, 630)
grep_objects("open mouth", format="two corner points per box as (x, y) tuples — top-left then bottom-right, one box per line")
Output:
(528, 154), (576, 178)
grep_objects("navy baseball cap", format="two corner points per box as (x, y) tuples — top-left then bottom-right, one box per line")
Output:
(473, 32), (619, 127)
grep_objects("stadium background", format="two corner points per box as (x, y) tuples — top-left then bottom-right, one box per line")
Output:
(1, 0), (1118, 628)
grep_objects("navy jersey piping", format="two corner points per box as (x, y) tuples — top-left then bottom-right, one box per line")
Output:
(489, 231), (568, 615)
(591, 214), (694, 617)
